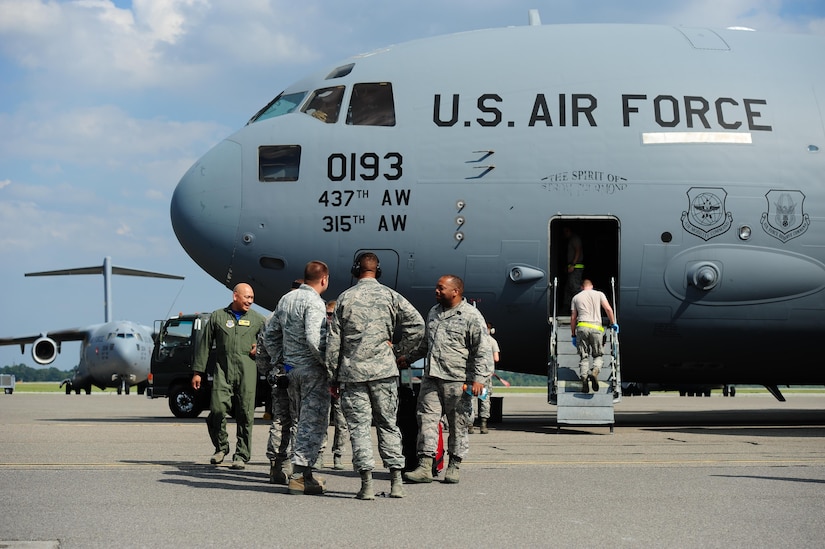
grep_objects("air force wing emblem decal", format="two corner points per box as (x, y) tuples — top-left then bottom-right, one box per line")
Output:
(681, 187), (733, 241)
(761, 190), (810, 242)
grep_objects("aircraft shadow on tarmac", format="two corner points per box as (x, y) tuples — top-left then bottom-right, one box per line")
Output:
(647, 426), (825, 438)
(711, 474), (825, 485)
(614, 409), (825, 428)
(478, 407), (825, 437)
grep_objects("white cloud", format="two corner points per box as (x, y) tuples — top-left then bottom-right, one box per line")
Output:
(0, 197), (95, 253)
(0, 103), (228, 185)
(132, 0), (208, 45)
(659, 0), (822, 32)
(115, 222), (132, 236)
(0, 0), (326, 94)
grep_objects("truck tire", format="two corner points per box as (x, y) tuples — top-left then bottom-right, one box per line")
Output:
(168, 385), (203, 418)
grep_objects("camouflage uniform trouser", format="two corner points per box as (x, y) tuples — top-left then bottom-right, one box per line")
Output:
(576, 326), (605, 378)
(330, 396), (349, 457)
(287, 365), (330, 468)
(476, 376), (494, 419)
(206, 363), (257, 462)
(340, 377), (404, 472)
(416, 377), (472, 460)
(265, 380), (293, 462)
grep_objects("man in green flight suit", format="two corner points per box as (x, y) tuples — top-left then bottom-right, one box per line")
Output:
(192, 282), (266, 469)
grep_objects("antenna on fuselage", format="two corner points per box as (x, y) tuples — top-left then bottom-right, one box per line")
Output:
(528, 9), (542, 26)
(25, 256), (184, 323)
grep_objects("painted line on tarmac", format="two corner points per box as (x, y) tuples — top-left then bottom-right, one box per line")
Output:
(0, 462), (213, 468)
(468, 458), (825, 466)
(3, 458), (824, 468)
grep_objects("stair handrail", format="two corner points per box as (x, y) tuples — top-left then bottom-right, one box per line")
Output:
(609, 276), (621, 401)
(548, 277), (559, 403)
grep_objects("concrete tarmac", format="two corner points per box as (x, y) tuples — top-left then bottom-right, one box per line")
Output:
(1, 392), (824, 548)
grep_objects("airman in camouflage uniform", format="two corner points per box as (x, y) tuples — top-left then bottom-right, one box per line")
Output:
(470, 323), (500, 435)
(257, 311), (294, 484)
(192, 283), (266, 470)
(326, 300), (349, 471)
(326, 252), (425, 500)
(401, 274), (493, 484)
(264, 262), (331, 495)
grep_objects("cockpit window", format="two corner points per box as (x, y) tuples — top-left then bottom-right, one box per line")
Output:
(259, 145), (301, 182)
(302, 86), (345, 124)
(247, 91), (307, 125)
(346, 82), (396, 126)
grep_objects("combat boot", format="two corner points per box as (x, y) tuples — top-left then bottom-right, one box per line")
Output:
(302, 473), (325, 495)
(389, 468), (404, 498)
(444, 455), (461, 484)
(269, 458), (289, 485)
(479, 418), (489, 434)
(333, 454), (344, 470)
(580, 375), (590, 393)
(356, 469), (375, 500)
(288, 466), (325, 495)
(403, 455), (434, 483)
(287, 473), (304, 495)
(468, 423), (475, 434)
(590, 367), (600, 392)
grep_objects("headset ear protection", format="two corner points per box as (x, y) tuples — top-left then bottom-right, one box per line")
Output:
(351, 253), (381, 278)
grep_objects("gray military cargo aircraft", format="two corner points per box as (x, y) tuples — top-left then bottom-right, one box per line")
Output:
(0, 257), (183, 394)
(169, 17), (825, 400)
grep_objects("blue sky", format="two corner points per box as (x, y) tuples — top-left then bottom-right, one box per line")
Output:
(1, 0), (824, 371)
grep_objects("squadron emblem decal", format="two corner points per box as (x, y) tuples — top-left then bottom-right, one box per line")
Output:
(761, 190), (810, 242)
(681, 187), (732, 240)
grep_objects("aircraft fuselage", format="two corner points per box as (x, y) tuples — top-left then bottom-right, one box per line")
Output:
(171, 24), (825, 385)
(80, 321), (153, 389)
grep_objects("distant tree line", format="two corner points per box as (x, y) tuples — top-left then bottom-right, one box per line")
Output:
(494, 370), (546, 387)
(1, 364), (74, 382)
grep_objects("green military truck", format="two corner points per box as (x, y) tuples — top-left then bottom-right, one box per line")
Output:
(147, 313), (270, 418)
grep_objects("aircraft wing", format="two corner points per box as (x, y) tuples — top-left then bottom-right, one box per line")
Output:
(0, 328), (90, 353)
(25, 265), (184, 280)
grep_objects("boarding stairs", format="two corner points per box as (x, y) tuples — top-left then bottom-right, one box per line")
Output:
(547, 277), (621, 433)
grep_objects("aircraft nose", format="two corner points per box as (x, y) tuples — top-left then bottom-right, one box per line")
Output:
(171, 139), (243, 283)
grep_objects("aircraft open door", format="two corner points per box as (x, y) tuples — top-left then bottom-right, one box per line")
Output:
(548, 216), (620, 319)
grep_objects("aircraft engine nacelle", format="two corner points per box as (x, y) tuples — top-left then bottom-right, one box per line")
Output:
(32, 336), (58, 365)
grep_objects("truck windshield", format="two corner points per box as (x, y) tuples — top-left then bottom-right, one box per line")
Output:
(161, 319), (194, 348)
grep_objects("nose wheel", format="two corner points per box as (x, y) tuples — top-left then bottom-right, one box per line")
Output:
(116, 379), (131, 395)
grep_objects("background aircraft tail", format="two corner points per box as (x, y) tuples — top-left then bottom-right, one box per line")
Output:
(25, 256), (184, 322)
